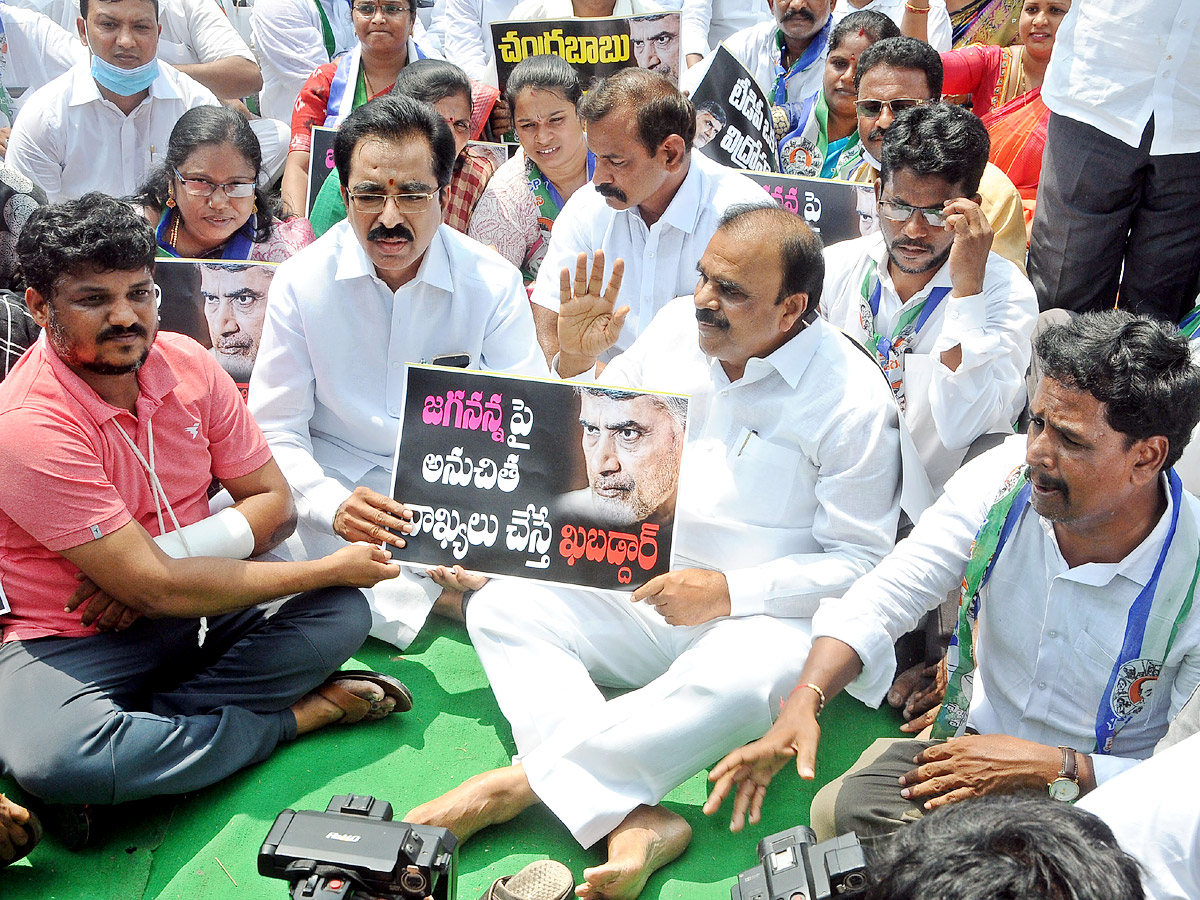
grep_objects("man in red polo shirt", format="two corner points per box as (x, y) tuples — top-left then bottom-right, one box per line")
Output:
(0, 193), (406, 838)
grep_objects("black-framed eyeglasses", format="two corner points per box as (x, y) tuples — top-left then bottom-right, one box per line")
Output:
(854, 97), (929, 118)
(173, 168), (257, 198)
(878, 199), (948, 226)
(347, 189), (440, 214)
(351, 2), (411, 16)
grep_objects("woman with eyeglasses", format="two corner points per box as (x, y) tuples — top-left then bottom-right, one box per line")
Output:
(279, 0), (430, 216)
(773, 11), (900, 179)
(135, 106), (315, 262)
(467, 55), (593, 285)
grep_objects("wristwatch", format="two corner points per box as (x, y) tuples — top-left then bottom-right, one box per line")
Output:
(1048, 746), (1080, 802)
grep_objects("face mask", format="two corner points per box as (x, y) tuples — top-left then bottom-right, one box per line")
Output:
(90, 53), (159, 96)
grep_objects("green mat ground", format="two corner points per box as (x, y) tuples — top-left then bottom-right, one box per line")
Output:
(0, 617), (903, 900)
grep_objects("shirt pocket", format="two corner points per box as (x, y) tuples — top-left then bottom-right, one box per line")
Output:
(726, 429), (804, 527)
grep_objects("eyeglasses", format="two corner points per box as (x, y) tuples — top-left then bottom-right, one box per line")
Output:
(878, 199), (948, 226)
(347, 189), (440, 214)
(351, 2), (411, 16)
(173, 169), (257, 198)
(854, 97), (929, 117)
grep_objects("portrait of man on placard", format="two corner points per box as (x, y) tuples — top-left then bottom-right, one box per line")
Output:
(629, 13), (682, 81)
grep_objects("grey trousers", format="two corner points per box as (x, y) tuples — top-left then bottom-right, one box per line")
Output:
(1029, 113), (1200, 322)
(0, 586), (370, 805)
(810, 737), (940, 849)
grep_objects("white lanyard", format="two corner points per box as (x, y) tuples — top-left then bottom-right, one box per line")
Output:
(112, 417), (208, 645)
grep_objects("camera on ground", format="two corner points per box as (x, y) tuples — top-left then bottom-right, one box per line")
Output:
(259, 794), (458, 900)
(731, 825), (867, 900)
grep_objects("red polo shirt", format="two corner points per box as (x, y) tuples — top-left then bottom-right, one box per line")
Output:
(0, 332), (272, 642)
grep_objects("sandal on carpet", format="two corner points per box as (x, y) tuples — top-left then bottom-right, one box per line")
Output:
(479, 859), (574, 900)
(1, 804), (43, 865)
(315, 670), (413, 724)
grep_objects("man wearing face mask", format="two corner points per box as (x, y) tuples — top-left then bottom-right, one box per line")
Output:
(6, 0), (285, 203)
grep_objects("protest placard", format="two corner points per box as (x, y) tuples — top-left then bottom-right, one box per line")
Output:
(389, 365), (689, 591)
(154, 258), (278, 399)
(688, 44), (777, 173)
(491, 12), (681, 92)
(307, 125), (338, 217)
(745, 171), (875, 246)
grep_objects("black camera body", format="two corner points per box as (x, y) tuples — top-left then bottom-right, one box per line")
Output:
(259, 794), (458, 900)
(731, 826), (867, 900)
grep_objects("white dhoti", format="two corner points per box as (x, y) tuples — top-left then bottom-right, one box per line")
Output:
(466, 577), (813, 848)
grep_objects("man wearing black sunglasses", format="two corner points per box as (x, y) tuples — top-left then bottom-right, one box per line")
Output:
(820, 101), (1036, 496)
(841, 36), (1028, 274)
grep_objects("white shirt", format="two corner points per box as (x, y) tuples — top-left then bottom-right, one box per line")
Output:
(812, 436), (1200, 785)
(1078, 732), (1200, 900)
(1042, 0), (1200, 154)
(679, 0), (769, 59)
(0, 4), (85, 124)
(155, 0), (258, 68)
(600, 298), (902, 616)
(821, 232), (1037, 493)
(6, 60), (218, 203)
(830, 0), (951, 52)
(436, 0), (522, 84)
(680, 17), (828, 106)
(530, 152), (770, 355)
(251, 0), (356, 121)
(248, 222), (550, 533)
(508, 0), (660, 17)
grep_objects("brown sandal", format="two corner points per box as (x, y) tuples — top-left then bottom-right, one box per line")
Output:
(480, 860), (574, 900)
(315, 670), (413, 724)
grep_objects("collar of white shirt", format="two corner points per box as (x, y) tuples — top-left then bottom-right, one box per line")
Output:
(68, 58), (183, 108)
(647, 151), (711, 235)
(333, 220), (454, 295)
(711, 309), (823, 390)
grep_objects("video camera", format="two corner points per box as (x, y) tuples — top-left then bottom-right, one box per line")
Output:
(731, 825), (867, 900)
(259, 794), (458, 900)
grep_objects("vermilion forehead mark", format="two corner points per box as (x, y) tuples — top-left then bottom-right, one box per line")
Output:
(388, 178), (395, 185)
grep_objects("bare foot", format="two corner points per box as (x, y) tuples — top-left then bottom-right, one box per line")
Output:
(292, 676), (396, 735)
(431, 588), (467, 623)
(577, 805), (691, 900)
(405, 765), (538, 842)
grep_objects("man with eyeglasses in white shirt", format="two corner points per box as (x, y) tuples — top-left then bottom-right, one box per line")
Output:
(249, 95), (548, 650)
(821, 101), (1035, 495)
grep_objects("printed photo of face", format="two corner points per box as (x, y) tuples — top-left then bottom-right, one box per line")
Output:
(693, 105), (726, 149)
(630, 14), (681, 80)
(575, 388), (686, 526)
(200, 262), (274, 384)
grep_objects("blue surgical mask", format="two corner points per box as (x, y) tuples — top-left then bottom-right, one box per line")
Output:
(90, 53), (160, 96)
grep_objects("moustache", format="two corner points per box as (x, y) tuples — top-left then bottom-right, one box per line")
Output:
(695, 307), (730, 329)
(367, 223), (416, 243)
(97, 323), (147, 342)
(595, 184), (628, 203)
(781, 7), (815, 22)
(1032, 472), (1069, 496)
(215, 335), (254, 353)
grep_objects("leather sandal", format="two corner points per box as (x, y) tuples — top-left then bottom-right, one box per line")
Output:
(479, 860), (574, 900)
(315, 670), (413, 724)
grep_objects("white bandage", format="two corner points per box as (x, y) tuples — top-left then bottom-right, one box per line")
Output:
(153, 507), (256, 560)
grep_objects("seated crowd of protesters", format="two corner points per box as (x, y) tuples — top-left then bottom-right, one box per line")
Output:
(0, 0), (1198, 899)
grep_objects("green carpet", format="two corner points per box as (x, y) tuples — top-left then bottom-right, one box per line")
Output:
(0, 618), (903, 900)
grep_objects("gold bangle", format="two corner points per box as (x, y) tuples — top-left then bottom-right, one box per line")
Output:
(904, 1), (931, 12)
(793, 682), (827, 716)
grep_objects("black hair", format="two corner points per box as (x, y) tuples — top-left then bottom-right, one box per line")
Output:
(133, 106), (279, 244)
(694, 100), (727, 127)
(80, 0), (159, 21)
(334, 94), (456, 189)
(831, 9), (901, 50)
(879, 102), (989, 197)
(503, 54), (584, 113)
(17, 193), (156, 300)
(717, 203), (825, 313)
(854, 35), (943, 96)
(389, 58), (472, 107)
(578, 68), (696, 154)
(853, 794), (1144, 900)
(1035, 310), (1200, 470)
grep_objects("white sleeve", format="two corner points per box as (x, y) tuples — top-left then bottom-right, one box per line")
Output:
(679, 0), (715, 57)
(6, 97), (65, 202)
(479, 260), (553, 378)
(527, 193), (596, 313)
(927, 256), (1037, 450)
(251, 0), (328, 117)
(926, 0), (953, 52)
(439, 0), (491, 83)
(179, 0), (257, 63)
(810, 437), (1025, 706)
(247, 267), (353, 533)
